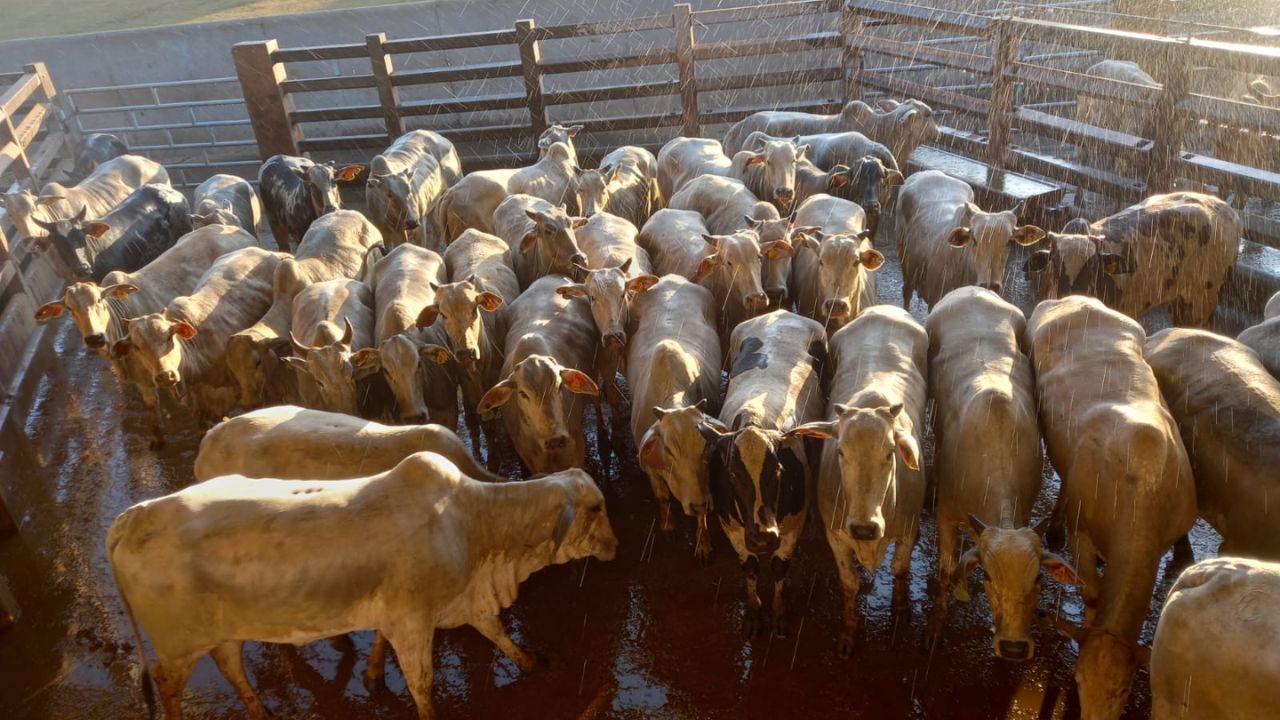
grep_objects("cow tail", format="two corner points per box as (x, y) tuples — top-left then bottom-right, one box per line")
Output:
(108, 522), (156, 719)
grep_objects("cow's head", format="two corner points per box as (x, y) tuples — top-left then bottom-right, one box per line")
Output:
(700, 422), (806, 556)
(954, 515), (1080, 662)
(294, 161), (362, 216)
(351, 330), (441, 422)
(367, 167), (422, 232)
(284, 318), (364, 415)
(556, 260), (660, 351)
(478, 354), (599, 471)
(1075, 628), (1144, 720)
(520, 205), (589, 279)
(694, 230), (772, 315)
(787, 401), (919, 564)
(31, 204), (103, 278)
(738, 136), (809, 210)
(546, 468), (618, 563)
(417, 277), (504, 367)
(887, 99), (942, 155)
(571, 163), (622, 217)
(743, 214), (796, 309)
(35, 280), (138, 353)
(839, 100), (877, 126)
(793, 228), (882, 328)
(226, 333), (290, 410)
(947, 202), (1045, 296)
(1025, 231), (1133, 304)
(2, 189), (62, 241)
(110, 312), (198, 387)
(639, 400), (726, 517)
(824, 156), (905, 231)
(538, 123), (582, 156)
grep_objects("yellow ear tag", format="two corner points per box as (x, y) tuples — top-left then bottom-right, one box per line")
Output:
(953, 583), (971, 603)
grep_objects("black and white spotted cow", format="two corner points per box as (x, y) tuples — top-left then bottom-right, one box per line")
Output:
(258, 154), (363, 252)
(700, 309), (826, 638)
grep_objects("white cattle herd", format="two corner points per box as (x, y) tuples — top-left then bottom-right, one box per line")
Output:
(7, 93), (1278, 720)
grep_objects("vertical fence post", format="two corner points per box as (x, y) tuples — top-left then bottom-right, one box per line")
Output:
(986, 21), (1017, 169)
(232, 39), (302, 160)
(674, 3), (701, 137)
(0, 70), (32, 183)
(516, 19), (547, 146)
(1146, 45), (1189, 195)
(367, 33), (404, 142)
(841, 1), (865, 103)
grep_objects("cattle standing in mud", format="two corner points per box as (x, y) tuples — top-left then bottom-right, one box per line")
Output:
(492, 194), (588, 291)
(285, 279), (376, 417)
(1027, 296), (1196, 720)
(258, 154), (363, 251)
(1145, 329), (1280, 560)
(191, 174), (260, 237)
(924, 287), (1071, 660)
(702, 310), (826, 637)
(478, 275), (600, 474)
(351, 244), (456, 426)
(787, 305), (926, 656)
(107, 451), (618, 720)
(1026, 192), (1239, 326)
(897, 170), (1045, 308)
(789, 193), (882, 331)
(418, 229), (519, 433)
(111, 246), (283, 424)
(626, 275), (723, 563)
(723, 98), (940, 166)
(33, 183), (191, 281)
(365, 130), (462, 249)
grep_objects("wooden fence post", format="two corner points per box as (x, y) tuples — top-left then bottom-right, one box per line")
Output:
(841, 1), (865, 103)
(1146, 44), (1189, 195)
(674, 3), (700, 137)
(367, 33), (404, 142)
(232, 39), (302, 160)
(986, 21), (1018, 169)
(516, 20), (547, 142)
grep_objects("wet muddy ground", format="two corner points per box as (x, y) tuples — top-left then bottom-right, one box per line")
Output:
(0, 231), (1242, 720)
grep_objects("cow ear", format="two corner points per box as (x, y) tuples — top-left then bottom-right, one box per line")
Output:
(556, 284), (588, 299)
(106, 283), (140, 299)
(335, 165), (364, 182)
(571, 216), (590, 229)
(1025, 249), (1052, 273)
(109, 339), (133, 359)
(763, 239), (794, 259)
(947, 227), (972, 248)
(416, 304), (440, 328)
(894, 430), (920, 470)
(419, 344), (454, 365)
(171, 321), (198, 340)
(291, 167), (308, 181)
(785, 421), (836, 440)
(476, 291), (504, 312)
(566, 124), (583, 137)
(883, 169), (905, 187)
(85, 222), (112, 239)
(827, 171), (851, 189)
(34, 300), (66, 323)
(477, 379), (515, 414)
(626, 274), (660, 293)
(350, 347), (382, 377)
(859, 248), (885, 271)
(1101, 253), (1135, 276)
(520, 231), (538, 253)
(1041, 552), (1082, 585)
(1012, 225), (1046, 246)
(692, 254), (718, 280)
(744, 153), (765, 167)
(560, 368), (599, 395)
(796, 143), (811, 159)
(638, 427), (666, 470)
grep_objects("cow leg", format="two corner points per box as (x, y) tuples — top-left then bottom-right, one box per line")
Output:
(1169, 534), (1195, 576)
(389, 631), (436, 720)
(931, 516), (960, 638)
(901, 276), (914, 311)
(266, 216), (292, 252)
(1071, 533), (1100, 627)
(148, 386), (166, 450)
(829, 537), (863, 658)
(769, 556), (791, 637)
(363, 632), (389, 693)
(646, 472), (674, 532)
(152, 654), (200, 720)
(891, 523), (919, 610)
(694, 512), (713, 567)
(210, 641), (271, 720)
(741, 555), (765, 637)
(471, 614), (538, 672)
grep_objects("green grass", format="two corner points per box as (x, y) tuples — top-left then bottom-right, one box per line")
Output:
(0, 0), (426, 42)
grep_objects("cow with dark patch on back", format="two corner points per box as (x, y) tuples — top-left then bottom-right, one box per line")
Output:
(258, 154), (363, 252)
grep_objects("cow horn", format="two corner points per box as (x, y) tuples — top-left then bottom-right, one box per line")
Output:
(966, 513), (990, 536)
(573, 262), (592, 275)
(619, 258), (632, 274)
(340, 317), (354, 346)
(289, 331), (317, 355)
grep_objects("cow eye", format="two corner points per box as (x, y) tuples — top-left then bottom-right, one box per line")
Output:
(589, 504), (603, 514)
(885, 450), (893, 460)
(519, 390), (530, 400)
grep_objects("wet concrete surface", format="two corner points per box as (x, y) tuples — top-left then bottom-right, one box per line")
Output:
(0, 230), (1241, 720)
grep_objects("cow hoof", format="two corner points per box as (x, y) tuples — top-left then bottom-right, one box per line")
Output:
(772, 614), (790, 638)
(743, 610), (766, 638)
(362, 671), (386, 695)
(695, 546), (713, 568)
(835, 632), (858, 659)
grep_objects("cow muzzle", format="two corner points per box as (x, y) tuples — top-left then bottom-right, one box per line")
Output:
(774, 188), (794, 207)
(746, 528), (781, 555)
(404, 218), (421, 231)
(545, 434), (570, 450)
(996, 638), (1033, 662)
(455, 348), (477, 363)
(765, 287), (787, 309)
(84, 333), (107, 349)
(848, 522), (882, 541)
(154, 370), (179, 387)
(823, 298), (851, 319)
(745, 292), (769, 312)
(603, 332), (626, 350)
